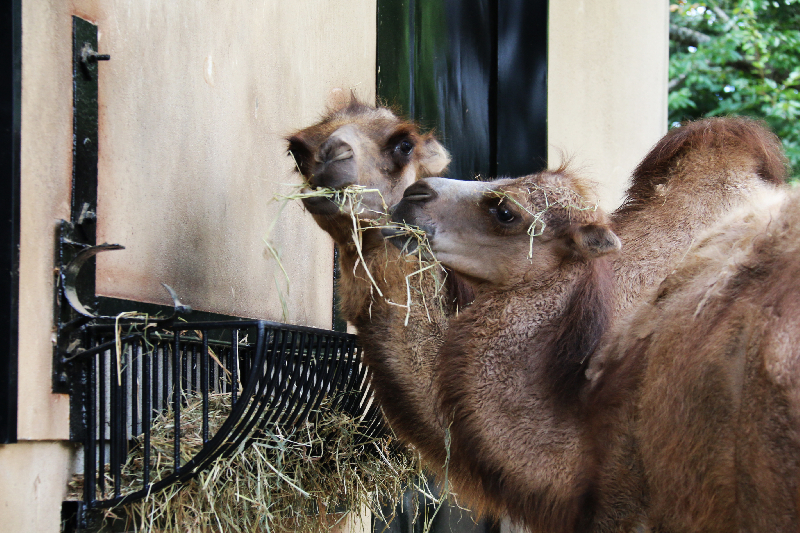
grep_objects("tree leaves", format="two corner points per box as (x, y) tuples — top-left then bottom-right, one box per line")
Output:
(670, 0), (800, 179)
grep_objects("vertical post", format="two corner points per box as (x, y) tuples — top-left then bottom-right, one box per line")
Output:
(0, 0), (21, 444)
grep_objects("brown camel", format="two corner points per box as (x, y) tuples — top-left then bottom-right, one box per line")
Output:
(286, 97), (470, 468)
(591, 185), (800, 533)
(385, 117), (788, 532)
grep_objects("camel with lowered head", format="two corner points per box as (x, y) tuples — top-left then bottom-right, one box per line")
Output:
(385, 117), (788, 532)
(286, 97), (469, 468)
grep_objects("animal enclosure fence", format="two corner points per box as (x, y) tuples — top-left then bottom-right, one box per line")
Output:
(62, 317), (385, 529)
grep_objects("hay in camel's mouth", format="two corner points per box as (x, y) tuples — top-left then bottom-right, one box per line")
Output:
(271, 184), (453, 325)
(282, 185), (387, 219)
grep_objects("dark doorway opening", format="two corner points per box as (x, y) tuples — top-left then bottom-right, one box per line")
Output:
(375, 1), (547, 531)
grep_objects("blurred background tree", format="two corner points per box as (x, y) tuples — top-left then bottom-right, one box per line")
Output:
(669, 0), (800, 178)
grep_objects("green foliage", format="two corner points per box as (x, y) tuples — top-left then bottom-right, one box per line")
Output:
(669, 0), (800, 178)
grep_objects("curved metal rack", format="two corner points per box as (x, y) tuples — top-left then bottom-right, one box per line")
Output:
(66, 318), (385, 515)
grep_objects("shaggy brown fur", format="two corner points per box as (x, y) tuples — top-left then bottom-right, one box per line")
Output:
(287, 97), (470, 468)
(592, 187), (800, 532)
(387, 117), (789, 532)
(611, 116), (788, 318)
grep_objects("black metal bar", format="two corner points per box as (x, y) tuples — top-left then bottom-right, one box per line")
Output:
(119, 342), (129, 495)
(97, 345), (106, 497)
(84, 337), (97, 506)
(202, 329), (209, 443)
(278, 332), (311, 427)
(224, 331), (231, 396)
(152, 340), (160, 420)
(338, 343), (365, 416)
(263, 330), (302, 429)
(61, 334), (140, 362)
(142, 336), (151, 488)
(181, 338), (188, 403)
(226, 326), (285, 454)
(185, 323), (269, 468)
(252, 327), (285, 433)
(132, 342), (139, 436)
(329, 336), (358, 412)
(161, 342), (168, 412)
(173, 331), (181, 470)
(111, 346), (122, 498)
(0, 0), (21, 444)
(347, 351), (372, 419)
(71, 16), (100, 234)
(231, 327), (239, 404)
(294, 333), (329, 426)
(191, 343), (198, 394)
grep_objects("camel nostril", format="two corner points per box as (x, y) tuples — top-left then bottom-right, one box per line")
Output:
(402, 181), (437, 203)
(318, 137), (355, 164)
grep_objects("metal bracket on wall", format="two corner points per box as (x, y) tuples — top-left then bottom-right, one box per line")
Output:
(51, 16), (109, 395)
(52, 17), (191, 400)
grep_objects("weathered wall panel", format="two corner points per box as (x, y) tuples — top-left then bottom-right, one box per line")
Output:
(92, 2), (376, 325)
(0, 441), (74, 533)
(549, 0), (669, 211)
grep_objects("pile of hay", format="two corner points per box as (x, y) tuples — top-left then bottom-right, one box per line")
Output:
(70, 393), (429, 533)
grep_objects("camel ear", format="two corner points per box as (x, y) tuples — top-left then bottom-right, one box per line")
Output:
(571, 224), (621, 258)
(418, 137), (451, 177)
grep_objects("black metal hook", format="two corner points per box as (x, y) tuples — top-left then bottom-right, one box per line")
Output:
(61, 243), (191, 322)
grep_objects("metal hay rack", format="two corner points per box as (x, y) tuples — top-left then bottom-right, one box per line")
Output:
(61, 314), (384, 528)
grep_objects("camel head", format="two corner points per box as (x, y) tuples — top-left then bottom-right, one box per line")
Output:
(386, 169), (621, 287)
(286, 98), (450, 244)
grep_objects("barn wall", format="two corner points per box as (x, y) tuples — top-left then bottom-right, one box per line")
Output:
(549, 0), (670, 211)
(0, 442), (75, 533)
(8, 0), (375, 531)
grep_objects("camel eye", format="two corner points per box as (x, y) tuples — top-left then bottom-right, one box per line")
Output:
(397, 139), (414, 155)
(493, 203), (516, 223)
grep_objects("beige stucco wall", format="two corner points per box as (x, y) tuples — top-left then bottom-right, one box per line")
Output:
(549, 0), (670, 211)
(0, 442), (75, 533)
(93, 2), (376, 325)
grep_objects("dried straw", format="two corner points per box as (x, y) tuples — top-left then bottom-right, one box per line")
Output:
(69, 393), (431, 533)
(271, 185), (450, 326)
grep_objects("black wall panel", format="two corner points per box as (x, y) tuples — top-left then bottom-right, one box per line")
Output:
(377, 0), (547, 181)
(374, 2), (547, 531)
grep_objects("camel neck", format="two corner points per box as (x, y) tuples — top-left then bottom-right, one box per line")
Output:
(436, 257), (615, 530)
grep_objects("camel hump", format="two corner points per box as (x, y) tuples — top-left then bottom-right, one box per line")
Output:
(627, 117), (789, 201)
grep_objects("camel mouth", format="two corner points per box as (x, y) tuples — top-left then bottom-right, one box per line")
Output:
(384, 231), (420, 254)
(381, 225), (432, 255)
(301, 195), (342, 215)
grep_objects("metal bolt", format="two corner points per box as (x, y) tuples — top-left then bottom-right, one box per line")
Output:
(80, 43), (111, 66)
